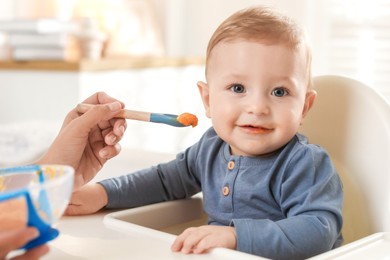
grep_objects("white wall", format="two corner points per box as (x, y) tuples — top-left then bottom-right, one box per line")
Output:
(0, 71), (78, 124)
(151, 0), (309, 57)
(0, 70), (79, 166)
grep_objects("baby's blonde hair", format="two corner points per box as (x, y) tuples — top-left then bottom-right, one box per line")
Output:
(206, 6), (312, 89)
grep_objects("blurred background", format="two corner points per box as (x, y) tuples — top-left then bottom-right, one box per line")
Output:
(0, 0), (389, 166)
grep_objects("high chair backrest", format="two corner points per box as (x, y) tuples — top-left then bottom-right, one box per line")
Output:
(299, 75), (390, 245)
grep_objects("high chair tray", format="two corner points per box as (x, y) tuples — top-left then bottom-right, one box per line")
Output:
(311, 232), (390, 259)
(103, 196), (264, 259)
(103, 196), (389, 259)
(104, 197), (206, 241)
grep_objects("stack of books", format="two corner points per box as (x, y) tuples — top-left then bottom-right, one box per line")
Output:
(0, 19), (80, 61)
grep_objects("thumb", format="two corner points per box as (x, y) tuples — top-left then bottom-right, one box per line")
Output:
(65, 201), (102, 216)
(77, 102), (122, 127)
(65, 204), (85, 215)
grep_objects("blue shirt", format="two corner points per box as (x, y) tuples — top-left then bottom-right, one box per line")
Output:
(100, 127), (343, 259)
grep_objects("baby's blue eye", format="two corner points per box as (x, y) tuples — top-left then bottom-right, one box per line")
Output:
(272, 87), (288, 97)
(230, 84), (246, 93)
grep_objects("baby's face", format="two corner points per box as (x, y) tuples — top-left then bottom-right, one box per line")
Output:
(198, 40), (314, 156)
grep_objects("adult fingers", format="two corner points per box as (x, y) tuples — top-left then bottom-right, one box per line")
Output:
(99, 143), (122, 159)
(12, 244), (49, 260)
(112, 119), (127, 142)
(99, 118), (126, 146)
(0, 228), (39, 259)
(100, 119), (126, 147)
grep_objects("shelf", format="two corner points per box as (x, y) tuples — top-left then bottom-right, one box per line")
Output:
(0, 56), (205, 72)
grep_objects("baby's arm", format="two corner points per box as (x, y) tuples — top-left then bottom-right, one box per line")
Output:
(65, 148), (201, 215)
(171, 225), (236, 254)
(65, 183), (108, 215)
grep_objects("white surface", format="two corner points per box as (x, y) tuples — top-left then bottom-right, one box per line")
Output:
(104, 197), (264, 259)
(105, 201), (390, 260)
(46, 211), (263, 260)
(311, 232), (390, 259)
(45, 211), (179, 260)
(103, 196), (206, 240)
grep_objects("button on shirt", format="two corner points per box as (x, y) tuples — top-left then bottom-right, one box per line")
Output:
(220, 159), (239, 212)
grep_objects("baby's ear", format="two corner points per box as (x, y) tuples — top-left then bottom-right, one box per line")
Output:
(302, 90), (317, 118)
(197, 81), (211, 118)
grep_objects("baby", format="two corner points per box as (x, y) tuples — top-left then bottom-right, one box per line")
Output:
(67, 6), (343, 260)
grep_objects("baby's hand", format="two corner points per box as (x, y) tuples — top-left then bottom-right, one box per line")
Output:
(171, 225), (236, 254)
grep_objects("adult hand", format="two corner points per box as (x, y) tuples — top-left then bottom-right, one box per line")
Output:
(37, 92), (127, 190)
(65, 183), (108, 216)
(0, 227), (49, 260)
(171, 225), (237, 254)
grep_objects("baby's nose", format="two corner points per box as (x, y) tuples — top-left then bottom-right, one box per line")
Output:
(246, 95), (270, 115)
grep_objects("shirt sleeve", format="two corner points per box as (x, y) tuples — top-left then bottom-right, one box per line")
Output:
(232, 146), (343, 260)
(99, 145), (202, 209)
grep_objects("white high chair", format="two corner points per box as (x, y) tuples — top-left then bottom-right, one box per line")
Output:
(300, 75), (390, 245)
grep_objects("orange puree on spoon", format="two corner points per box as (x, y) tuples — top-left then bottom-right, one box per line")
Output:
(177, 113), (198, 127)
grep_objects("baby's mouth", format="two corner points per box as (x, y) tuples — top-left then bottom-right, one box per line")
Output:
(239, 124), (273, 134)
